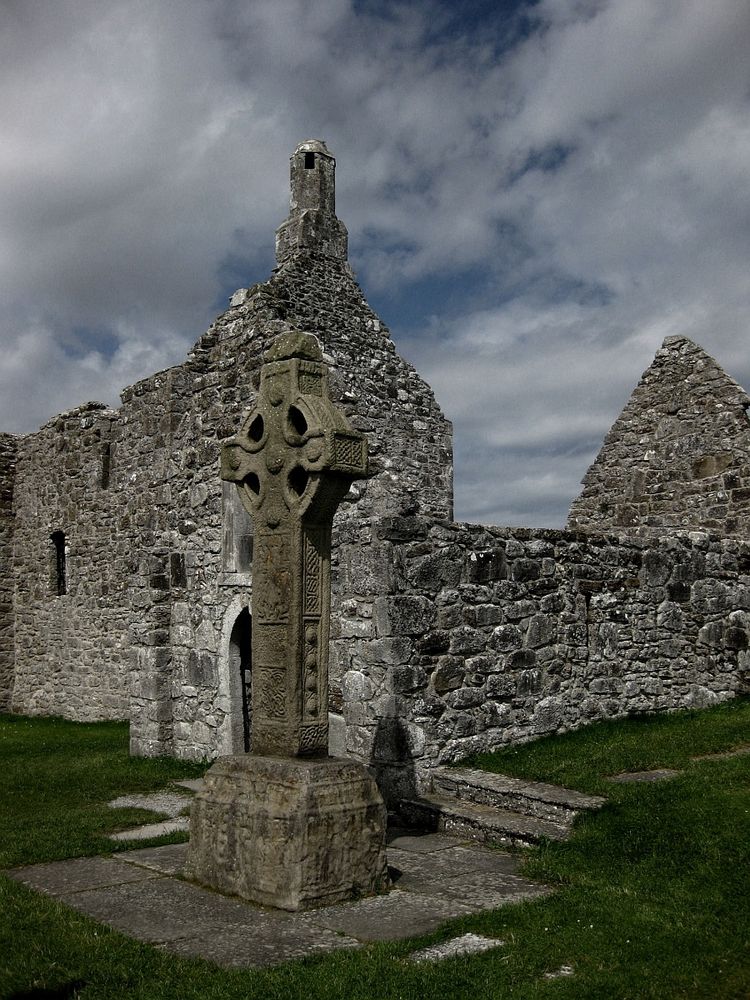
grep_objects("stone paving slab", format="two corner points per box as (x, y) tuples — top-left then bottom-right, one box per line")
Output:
(387, 832), (464, 853)
(304, 888), (474, 941)
(172, 778), (205, 793)
(396, 868), (551, 911)
(7, 856), (159, 896)
(166, 918), (361, 968)
(388, 844), (522, 881)
(58, 875), (278, 943)
(118, 843), (191, 876)
(108, 792), (193, 816)
(433, 766), (607, 811)
(8, 833), (550, 967)
(691, 745), (750, 762)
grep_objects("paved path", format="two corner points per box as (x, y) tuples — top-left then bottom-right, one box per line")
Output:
(8, 833), (549, 968)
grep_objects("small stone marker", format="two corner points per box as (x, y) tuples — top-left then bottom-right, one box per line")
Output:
(408, 933), (505, 964)
(544, 965), (575, 980)
(186, 331), (388, 911)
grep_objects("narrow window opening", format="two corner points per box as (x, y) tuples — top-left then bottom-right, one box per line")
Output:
(101, 442), (111, 489)
(304, 151), (315, 169)
(51, 530), (67, 596)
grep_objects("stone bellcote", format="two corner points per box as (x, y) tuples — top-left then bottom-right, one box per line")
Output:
(275, 140), (348, 263)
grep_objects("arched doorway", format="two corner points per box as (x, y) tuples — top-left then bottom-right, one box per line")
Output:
(228, 608), (252, 752)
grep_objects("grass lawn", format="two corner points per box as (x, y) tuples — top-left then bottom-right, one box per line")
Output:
(1, 701), (749, 999)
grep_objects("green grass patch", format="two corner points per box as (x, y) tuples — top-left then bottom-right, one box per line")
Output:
(0, 715), (206, 867)
(1, 704), (749, 999)
(465, 696), (750, 796)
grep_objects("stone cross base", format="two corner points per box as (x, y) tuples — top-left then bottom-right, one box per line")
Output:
(185, 755), (389, 911)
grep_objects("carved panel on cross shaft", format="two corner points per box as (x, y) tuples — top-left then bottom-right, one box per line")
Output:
(254, 623), (287, 667)
(298, 724), (327, 754)
(256, 667), (286, 720)
(303, 529), (323, 614)
(333, 434), (366, 471)
(302, 620), (319, 718)
(298, 368), (323, 396)
(254, 533), (291, 622)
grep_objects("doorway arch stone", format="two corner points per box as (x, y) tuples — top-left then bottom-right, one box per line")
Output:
(216, 596), (252, 755)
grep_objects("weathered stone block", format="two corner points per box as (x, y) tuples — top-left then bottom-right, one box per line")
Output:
(376, 515), (429, 542)
(387, 665), (427, 693)
(449, 626), (485, 656)
(415, 630), (450, 655)
(186, 650), (216, 687)
(508, 648), (537, 671)
(342, 669), (374, 702)
(431, 657), (465, 694)
(489, 623), (523, 652)
(409, 549), (462, 588)
(374, 595), (433, 637)
(526, 613), (555, 649)
(341, 544), (395, 595)
(186, 755), (388, 911)
(724, 626), (748, 651)
(512, 559), (540, 582)
(359, 636), (413, 665)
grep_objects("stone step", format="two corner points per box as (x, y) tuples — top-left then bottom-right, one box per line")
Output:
(431, 767), (606, 825)
(397, 794), (570, 848)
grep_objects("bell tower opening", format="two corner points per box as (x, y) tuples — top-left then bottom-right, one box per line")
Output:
(275, 139), (348, 262)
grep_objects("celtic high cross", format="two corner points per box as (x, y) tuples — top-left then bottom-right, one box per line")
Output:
(221, 331), (367, 757)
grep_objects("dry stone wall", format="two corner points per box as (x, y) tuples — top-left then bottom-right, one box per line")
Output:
(569, 336), (750, 537)
(337, 517), (750, 802)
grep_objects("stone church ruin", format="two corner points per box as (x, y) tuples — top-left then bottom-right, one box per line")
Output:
(0, 140), (747, 806)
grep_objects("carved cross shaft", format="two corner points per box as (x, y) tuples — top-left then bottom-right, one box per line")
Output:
(221, 332), (367, 757)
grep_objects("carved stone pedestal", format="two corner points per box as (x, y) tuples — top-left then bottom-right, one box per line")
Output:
(186, 755), (388, 911)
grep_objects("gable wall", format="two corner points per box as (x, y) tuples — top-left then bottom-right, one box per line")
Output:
(569, 337), (750, 537)
(4, 245), (453, 757)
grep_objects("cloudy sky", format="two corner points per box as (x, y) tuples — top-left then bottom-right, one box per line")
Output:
(1, 0), (749, 526)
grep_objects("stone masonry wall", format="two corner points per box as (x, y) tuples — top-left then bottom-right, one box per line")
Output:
(0, 433), (17, 711)
(7, 221), (452, 753)
(569, 336), (750, 537)
(338, 517), (750, 802)
(10, 404), (131, 720)
(141, 247), (453, 760)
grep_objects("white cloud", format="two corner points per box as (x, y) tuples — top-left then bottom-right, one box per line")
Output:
(0, 0), (748, 527)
